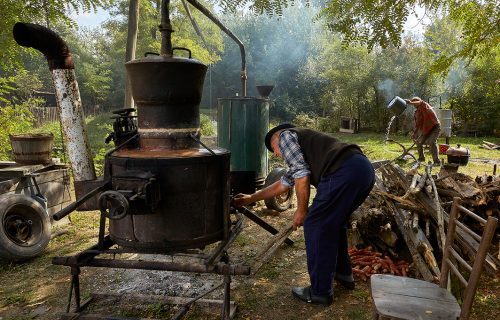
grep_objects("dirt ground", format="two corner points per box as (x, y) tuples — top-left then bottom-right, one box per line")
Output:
(0, 203), (499, 320)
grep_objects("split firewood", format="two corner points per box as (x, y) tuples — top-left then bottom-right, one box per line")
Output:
(377, 163), (499, 275)
(481, 141), (500, 150)
(374, 173), (437, 281)
(373, 190), (418, 207)
(426, 164), (446, 249)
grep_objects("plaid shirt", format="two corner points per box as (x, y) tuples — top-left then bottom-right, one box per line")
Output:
(278, 130), (311, 187)
(414, 101), (440, 136)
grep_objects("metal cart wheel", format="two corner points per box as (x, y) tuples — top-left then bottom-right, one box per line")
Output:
(0, 194), (50, 261)
(264, 168), (294, 212)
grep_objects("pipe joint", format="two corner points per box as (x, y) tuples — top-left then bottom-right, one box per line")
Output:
(13, 22), (74, 70)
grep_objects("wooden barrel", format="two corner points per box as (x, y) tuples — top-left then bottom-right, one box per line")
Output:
(9, 133), (54, 165)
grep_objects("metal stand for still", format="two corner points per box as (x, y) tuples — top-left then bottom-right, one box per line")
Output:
(53, 212), (248, 320)
(237, 206), (294, 275)
(53, 207), (293, 320)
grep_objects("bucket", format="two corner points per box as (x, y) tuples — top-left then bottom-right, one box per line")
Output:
(9, 133), (54, 165)
(435, 109), (452, 137)
(439, 144), (450, 155)
(387, 96), (407, 116)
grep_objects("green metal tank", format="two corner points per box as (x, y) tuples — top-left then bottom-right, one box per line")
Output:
(217, 96), (270, 192)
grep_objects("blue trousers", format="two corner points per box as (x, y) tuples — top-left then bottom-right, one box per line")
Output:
(304, 154), (375, 296)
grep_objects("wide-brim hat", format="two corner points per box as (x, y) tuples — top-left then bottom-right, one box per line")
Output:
(265, 123), (296, 152)
(408, 96), (423, 105)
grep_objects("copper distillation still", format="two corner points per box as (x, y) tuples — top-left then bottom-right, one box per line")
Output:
(13, 1), (293, 318)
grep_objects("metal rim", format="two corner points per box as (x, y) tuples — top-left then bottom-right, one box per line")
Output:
(276, 190), (292, 205)
(3, 205), (43, 247)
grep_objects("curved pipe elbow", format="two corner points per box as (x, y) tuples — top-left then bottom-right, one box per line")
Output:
(13, 22), (74, 70)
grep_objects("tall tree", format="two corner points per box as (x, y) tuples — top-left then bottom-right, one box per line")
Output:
(123, 0), (140, 109)
(219, 0), (500, 73)
(101, 0), (224, 107)
(209, 3), (322, 120)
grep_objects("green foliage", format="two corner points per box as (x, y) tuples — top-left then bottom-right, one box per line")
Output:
(316, 116), (339, 134)
(320, 0), (411, 49)
(426, 19), (500, 134)
(295, 112), (359, 135)
(0, 69), (43, 104)
(220, 0), (306, 15)
(227, 1), (499, 74)
(31, 121), (65, 160)
(292, 113), (317, 129)
(34, 113), (113, 175)
(317, 0), (499, 73)
(0, 78), (15, 103)
(445, 48), (500, 134)
(0, 70), (43, 160)
(200, 113), (215, 136)
(99, 0), (224, 107)
(83, 113), (114, 175)
(79, 61), (112, 105)
(209, 4), (322, 120)
(0, 102), (35, 160)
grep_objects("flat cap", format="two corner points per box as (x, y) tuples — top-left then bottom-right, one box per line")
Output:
(265, 123), (296, 152)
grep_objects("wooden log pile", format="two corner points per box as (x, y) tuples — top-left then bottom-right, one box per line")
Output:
(349, 161), (499, 281)
(479, 141), (500, 150)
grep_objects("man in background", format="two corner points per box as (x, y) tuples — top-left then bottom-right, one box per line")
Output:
(406, 97), (441, 165)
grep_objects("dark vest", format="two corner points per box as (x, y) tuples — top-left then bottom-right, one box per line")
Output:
(289, 128), (363, 187)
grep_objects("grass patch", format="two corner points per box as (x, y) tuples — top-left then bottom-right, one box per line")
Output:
(351, 289), (370, 301)
(345, 308), (371, 320)
(260, 265), (281, 280)
(33, 113), (114, 175)
(0, 210), (101, 317)
(3, 292), (29, 306)
(338, 132), (499, 177)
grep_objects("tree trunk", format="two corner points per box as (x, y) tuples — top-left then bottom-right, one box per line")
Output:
(124, 0), (140, 109)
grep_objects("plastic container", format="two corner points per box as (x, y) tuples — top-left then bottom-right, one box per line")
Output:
(439, 144), (450, 155)
(435, 109), (452, 137)
(9, 133), (54, 165)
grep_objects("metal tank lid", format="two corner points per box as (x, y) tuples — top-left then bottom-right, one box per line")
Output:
(125, 52), (206, 67)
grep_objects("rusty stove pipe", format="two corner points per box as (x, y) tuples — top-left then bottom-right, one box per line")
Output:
(13, 22), (96, 183)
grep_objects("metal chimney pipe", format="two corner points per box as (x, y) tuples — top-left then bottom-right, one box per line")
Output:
(185, 0), (247, 97)
(13, 22), (96, 183)
(160, 0), (173, 56)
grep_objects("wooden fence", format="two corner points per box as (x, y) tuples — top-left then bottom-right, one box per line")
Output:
(30, 105), (103, 127)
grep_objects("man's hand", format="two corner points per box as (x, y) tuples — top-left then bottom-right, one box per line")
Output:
(414, 133), (425, 144)
(412, 132), (421, 142)
(292, 209), (307, 230)
(232, 193), (253, 207)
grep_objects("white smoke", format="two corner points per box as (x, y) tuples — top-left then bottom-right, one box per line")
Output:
(377, 79), (397, 103)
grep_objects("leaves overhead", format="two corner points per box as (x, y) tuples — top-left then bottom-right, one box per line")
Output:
(0, 0), (113, 70)
(220, 0), (304, 16)
(222, 0), (499, 72)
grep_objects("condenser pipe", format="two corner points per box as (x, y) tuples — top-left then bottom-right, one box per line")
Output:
(13, 22), (96, 183)
(185, 0), (247, 97)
